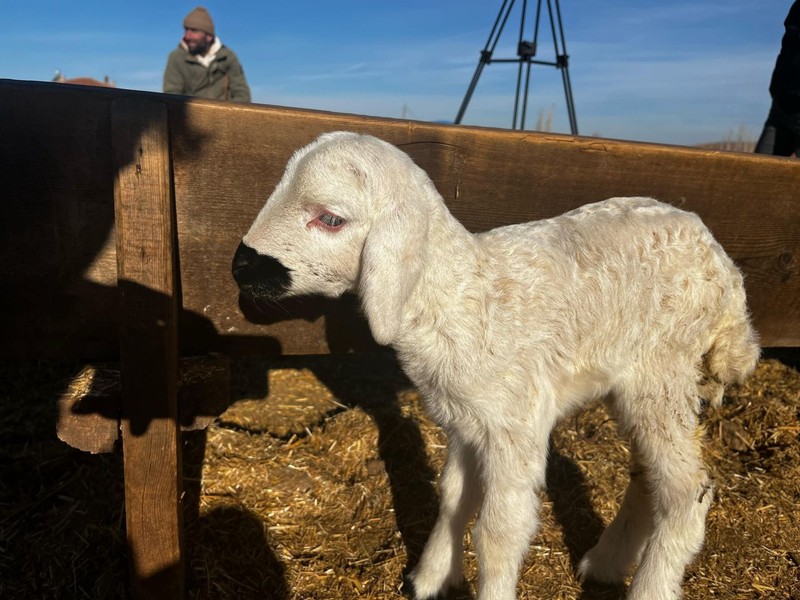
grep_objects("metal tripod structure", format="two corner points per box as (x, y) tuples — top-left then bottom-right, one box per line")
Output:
(455, 0), (578, 134)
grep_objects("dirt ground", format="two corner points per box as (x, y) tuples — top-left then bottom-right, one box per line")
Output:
(1, 352), (798, 599)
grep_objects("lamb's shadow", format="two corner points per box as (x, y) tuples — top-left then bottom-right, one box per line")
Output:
(182, 429), (289, 599)
(545, 448), (626, 600)
(235, 292), (380, 359)
(230, 350), (441, 574)
(314, 354), (440, 568)
(234, 292), (440, 575)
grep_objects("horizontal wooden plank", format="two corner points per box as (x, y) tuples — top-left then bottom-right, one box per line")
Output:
(169, 99), (800, 349)
(1, 80), (799, 357)
(56, 355), (231, 454)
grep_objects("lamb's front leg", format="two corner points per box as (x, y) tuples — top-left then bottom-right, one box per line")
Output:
(472, 430), (549, 600)
(406, 430), (482, 599)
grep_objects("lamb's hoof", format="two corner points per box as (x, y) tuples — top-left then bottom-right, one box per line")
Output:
(578, 552), (630, 587)
(401, 574), (447, 600)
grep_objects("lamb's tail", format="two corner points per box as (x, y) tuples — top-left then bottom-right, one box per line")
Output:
(699, 307), (760, 408)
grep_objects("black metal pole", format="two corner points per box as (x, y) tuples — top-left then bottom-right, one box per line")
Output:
(455, 0), (517, 124)
(455, 0), (577, 134)
(553, 0), (578, 134)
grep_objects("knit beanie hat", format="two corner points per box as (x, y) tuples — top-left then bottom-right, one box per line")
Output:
(183, 7), (215, 35)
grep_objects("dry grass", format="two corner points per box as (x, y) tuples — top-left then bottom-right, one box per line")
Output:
(1, 353), (799, 599)
(695, 127), (757, 153)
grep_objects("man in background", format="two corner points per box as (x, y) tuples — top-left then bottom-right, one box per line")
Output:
(755, 1), (800, 156)
(163, 6), (251, 102)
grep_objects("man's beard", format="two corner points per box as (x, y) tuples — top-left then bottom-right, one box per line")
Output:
(187, 40), (210, 56)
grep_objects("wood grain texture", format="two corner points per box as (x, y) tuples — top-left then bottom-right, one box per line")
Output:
(168, 100), (800, 349)
(111, 96), (184, 600)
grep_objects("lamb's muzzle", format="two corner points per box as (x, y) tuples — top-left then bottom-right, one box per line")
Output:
(232, 131), (760, 600)
(232, 240), (292, 301)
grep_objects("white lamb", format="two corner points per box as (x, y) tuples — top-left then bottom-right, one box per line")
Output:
(232, 131), (759, 600)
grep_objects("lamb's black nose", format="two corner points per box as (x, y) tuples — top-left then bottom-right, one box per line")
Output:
(232, 241), (292, 300)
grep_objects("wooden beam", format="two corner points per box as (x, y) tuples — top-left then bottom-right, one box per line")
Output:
(168, 101), (800, 349)
(112, 96), (184, 600)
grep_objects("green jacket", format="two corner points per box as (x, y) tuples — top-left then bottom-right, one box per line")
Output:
(163, 41), (251, 102)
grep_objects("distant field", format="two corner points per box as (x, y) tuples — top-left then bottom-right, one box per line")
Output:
(696, 139), (756, 152)
(695, 127), (756, 153)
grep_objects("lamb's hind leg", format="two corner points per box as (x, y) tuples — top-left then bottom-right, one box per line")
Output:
(611, 381), (711, 600)
(406, 430), (482, 599)
(626, 426), (711, 600)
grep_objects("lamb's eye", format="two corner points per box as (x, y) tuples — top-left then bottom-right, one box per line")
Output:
(317, 211), (345, 229)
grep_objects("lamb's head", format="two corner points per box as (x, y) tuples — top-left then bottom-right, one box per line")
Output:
(232, 131), (433, 345)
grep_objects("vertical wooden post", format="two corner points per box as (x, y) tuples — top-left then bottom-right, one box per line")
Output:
(112, 97), (184, 599)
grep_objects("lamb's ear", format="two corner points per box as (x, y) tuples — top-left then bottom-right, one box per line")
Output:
(359, 192), (428, 346)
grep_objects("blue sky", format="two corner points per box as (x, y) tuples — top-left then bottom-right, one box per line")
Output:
(2, 1), (791, 146)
